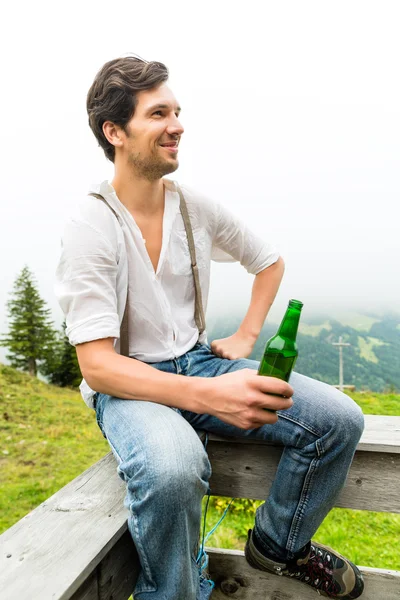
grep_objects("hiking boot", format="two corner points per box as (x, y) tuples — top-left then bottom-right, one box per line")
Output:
(245, 530), (364, 598)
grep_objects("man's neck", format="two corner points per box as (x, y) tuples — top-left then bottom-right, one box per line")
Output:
(111, 171), (165, 218)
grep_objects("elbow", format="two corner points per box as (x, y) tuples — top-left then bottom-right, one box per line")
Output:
(75, 338), (116, 392)
(78, 358), (102, 391)
(82, 364), (113, 395)
(82, 367), (100, 392)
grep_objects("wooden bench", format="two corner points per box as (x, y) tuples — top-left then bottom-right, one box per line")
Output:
(1, 415), (399, 599)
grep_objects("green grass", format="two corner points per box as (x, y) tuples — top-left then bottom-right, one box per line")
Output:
(202, 501), (400, 570)
(0, 366), (399, 570)
(358, 336), (386, 364)
(348, 390), (400, 415)
(202, 389), (400, 570)
(0, 364), (108, 531)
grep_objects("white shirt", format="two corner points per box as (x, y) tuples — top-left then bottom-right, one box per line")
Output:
(55, 178), (280, 407)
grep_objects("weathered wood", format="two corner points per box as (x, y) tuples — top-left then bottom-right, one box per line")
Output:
(208, 415), (400, 454)
(357, 415), (400, 453)
(68, 531), (139, 600)
(69, 569), (99, 600)
(0, 454), (131, 600)
(97, 531), (138, 600)
(336, 451), (400, 512)
(207, 441), (400, 513)
(1, 415), (399, 599)
(207, 548), (400, 600)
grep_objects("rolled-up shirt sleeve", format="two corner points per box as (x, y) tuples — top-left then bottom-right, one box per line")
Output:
(55, 219), (120, 346)
(211, 202), (280, 275)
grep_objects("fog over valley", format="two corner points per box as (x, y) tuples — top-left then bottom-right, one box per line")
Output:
(1, 1), (399, 365)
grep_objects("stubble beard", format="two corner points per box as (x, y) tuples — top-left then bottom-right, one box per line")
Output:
(127, 149), (179, 182)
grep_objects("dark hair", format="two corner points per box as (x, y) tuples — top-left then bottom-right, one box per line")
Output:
(87, 56), (169, 162)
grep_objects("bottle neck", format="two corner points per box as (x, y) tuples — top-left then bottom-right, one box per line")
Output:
(277, 305), (302, 340)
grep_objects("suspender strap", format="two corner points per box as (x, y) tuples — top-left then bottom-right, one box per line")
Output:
(88, 192), (130, 357)
(176, 186), (206, 335)
(88, 184), (206, 357)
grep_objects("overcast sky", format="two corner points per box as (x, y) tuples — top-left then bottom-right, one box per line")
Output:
(0, 0), (399, 353)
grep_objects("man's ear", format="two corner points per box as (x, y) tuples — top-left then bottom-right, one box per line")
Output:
(102, 121), (125, 150)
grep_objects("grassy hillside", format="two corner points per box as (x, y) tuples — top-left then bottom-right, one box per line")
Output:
(0, 364), (399, 570)
(210, 312), (400, 391)
(0, 364), (108, 530)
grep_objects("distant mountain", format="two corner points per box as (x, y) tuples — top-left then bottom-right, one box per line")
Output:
(208, 311), (400, 392)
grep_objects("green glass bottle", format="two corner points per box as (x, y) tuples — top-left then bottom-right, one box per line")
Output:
(258, 299), (303, 382)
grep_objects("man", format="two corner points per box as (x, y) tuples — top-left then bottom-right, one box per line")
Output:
(55, 56), (365, 600)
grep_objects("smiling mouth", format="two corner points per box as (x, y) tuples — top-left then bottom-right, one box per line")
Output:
(160, 139), (179, 147)
(160, 143), (179, 153)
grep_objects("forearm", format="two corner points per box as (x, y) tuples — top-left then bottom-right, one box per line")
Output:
(238, 257), (285, 340)
(83, 346), (209, 412)
(85, 345), (293, 429)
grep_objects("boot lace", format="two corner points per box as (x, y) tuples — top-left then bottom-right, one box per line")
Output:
(283, 544), (341, 596)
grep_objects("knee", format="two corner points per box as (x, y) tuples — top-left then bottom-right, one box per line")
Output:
(123, 435), (211, 504)
(289, 373), (364, 450)
(327, 390), (365, 447)
(348, 400), (365, 440)
(157, 450), (211, 502)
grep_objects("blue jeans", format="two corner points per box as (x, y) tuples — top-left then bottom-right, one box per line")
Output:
(94, 342), (364, 600)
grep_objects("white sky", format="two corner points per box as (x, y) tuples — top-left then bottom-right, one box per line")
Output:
(0, 0), (399, 351)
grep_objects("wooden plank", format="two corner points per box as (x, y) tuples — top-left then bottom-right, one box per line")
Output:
(207, 548), (400, 600)
(1, 415), (399, 599)
(69, 531), (138, 600)
(359, 415), (400, 453)
(0, 453), (131, 600)
(335, 451), (400, 512)
(207, 440), (400, 513)
(98, 531), (138, 600)
(208, 415), (400, 454)
(69, 569), (99, 600)
(1, 447), (399, 600)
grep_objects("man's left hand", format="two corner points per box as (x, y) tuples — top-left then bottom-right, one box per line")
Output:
(210, 331), (257, 360)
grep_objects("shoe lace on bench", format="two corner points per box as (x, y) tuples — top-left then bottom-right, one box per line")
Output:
(284, 544), (341, 595)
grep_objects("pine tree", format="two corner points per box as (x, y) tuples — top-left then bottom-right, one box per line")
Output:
(0, 266), (57, 377)
(44, 320), (82, 388)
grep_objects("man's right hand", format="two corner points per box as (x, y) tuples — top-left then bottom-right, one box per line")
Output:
(199, 368), (294, 430)
(77, 339), (293, 428)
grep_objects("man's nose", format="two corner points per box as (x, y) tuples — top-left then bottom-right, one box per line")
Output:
(167, 114), (184, 136)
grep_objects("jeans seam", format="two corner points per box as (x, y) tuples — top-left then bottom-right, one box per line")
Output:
(277, 411), (323, 439)
(286, 437), (325, 553)
(128, 504), (158, 593)
(107, 431), (157, 594)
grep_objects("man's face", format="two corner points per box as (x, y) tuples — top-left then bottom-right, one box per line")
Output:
(122, 83), (184, 181)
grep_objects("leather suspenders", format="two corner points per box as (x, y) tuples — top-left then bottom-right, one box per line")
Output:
(88, 185), (206, 357)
